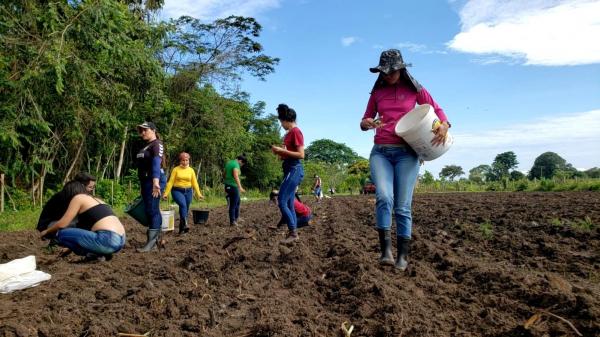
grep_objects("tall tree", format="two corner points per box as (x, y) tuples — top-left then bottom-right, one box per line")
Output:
(469, 164), (491, 183)
(305, 139), (362, 165)
(439, 165), (464, 181)
(490, 151), (518, 181)
(163, 15), (280, 90)
(528, 152), (572, 180)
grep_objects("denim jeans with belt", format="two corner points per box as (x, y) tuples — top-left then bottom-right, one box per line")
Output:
(278, 161), (304, 231)
(172, 187), (193, 223)
(225, 185), (240, 224)
(57, 229), (125, 256)
(369, 144), (419, 239)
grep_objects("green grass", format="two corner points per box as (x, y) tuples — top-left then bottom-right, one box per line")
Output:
(549, 218), (563, 227)
(479, 220), (494, 240)
(0, 208), (41, 231)
(0, 194), (270, 232)
(571, 216), (596, 231)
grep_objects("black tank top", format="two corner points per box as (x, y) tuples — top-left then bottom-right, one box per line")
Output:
(78, 204), (114, 231)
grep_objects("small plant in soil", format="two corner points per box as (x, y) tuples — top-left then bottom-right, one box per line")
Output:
(549, 218), (563, 227)
(572, 216), (596, 231)
(479, 220), (494, 240)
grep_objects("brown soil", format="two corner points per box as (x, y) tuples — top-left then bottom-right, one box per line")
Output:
(1, 192), (599, 337)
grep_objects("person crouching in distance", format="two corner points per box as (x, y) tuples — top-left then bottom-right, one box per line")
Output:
(269, 189), (312, 229)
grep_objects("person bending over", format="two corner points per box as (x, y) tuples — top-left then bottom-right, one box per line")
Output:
(40, 181), (126, 261)
(269, 190), (312, 229)
(36, 172), (96, 236)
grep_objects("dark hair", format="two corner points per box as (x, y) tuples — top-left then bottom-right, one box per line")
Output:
(237, 154), (248, 164)
(62, 180), (88, 201)
(371, 69), (416, 92)
(276, 103), (296, 122)
(73, 172), (96, 185)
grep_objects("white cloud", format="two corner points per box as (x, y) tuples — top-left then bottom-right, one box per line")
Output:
(425, 109), (600, 175)
(341, 36), (359, 47)
(162, 0), (280, 21)
(396, 42), (447, 55)
(455, 109), (600, 149)
(448, 0), (600, 66)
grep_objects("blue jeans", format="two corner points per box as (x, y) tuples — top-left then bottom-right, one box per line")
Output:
(57, 229), (125, 256)
(370, 144), (419, 239)
(141, 178), (162, 230)
(225, 185), (240, 224)
(297, 214), (312, 228)
(278, 163), (304, 231)
(172, 187), (192, 224)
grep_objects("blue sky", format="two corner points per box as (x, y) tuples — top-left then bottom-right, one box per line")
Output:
(161, 0), (600, 177)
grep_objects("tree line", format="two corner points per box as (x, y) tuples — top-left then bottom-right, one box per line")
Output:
(0, 0), (288, 206)
(434, 151), (600, 183)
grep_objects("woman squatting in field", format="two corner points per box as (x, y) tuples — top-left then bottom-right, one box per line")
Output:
(361, 49), (451, 271)
(40, 180), (126, 261)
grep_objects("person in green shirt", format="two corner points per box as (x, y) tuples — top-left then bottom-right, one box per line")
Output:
(224, 155), (247, 226)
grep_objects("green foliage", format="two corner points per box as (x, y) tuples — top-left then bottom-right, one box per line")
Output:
(571, 216), (596, 231)
(420, 170), (435, 185)
(479, 220), (494, 240)
(0, 209), (40, 231)
(94, 179), (138, 207)
(305, 139), (363, 165)
(549, 218), (563, 227)
(0, 1), (282, 207)
(489, 151), (518, 181)
(510, 170), (525, 181)
(439, 165), (464, 181)
(163, 15), (280, 87)
(469, 164), (490, 183)
(584, 167), (600, 178)
(529, 152), (572, 180)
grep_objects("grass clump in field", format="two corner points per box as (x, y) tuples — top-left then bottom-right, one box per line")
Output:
(549, 218), (563, 227)
(571, 216), (596, 231)
(479, 220), (494, 240)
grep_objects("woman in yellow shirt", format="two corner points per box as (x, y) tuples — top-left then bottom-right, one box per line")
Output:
(163, 152), (204, 234)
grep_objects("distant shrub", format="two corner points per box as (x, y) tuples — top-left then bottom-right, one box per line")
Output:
(515, 180), (529, 191)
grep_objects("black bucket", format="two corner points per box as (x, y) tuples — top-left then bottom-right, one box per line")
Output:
(192, 209), (210, 225)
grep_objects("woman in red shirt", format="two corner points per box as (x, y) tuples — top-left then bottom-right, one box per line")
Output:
(271, 104), (305, 243)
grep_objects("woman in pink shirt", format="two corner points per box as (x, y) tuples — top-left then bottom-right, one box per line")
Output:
(360, 49), (450, 271)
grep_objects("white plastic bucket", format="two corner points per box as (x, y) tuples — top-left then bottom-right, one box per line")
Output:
(160, 210), (175, 231)
(394, 104), (453, 161)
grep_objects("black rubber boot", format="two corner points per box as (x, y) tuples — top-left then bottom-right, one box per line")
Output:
(395, 237), (411, 271)
(179, 218), (189, 234)
(378, 229), (394, 265)
(137, 229), (160, 252)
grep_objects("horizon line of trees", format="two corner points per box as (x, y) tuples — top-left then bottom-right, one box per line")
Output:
(434, 151), (600, 183)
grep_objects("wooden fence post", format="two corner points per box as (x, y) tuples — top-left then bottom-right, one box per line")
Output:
(1, 173), (4, 213)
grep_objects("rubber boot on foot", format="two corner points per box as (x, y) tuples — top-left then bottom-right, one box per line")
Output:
(395, 237), (411, 271)
(378, 229), (394, 265)
(137, 229), (160, 252)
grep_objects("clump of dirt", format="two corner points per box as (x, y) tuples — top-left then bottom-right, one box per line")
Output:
(1, 192), (599, 337)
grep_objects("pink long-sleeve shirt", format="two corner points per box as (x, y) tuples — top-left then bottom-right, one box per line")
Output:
(362, 84), (448, 144)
